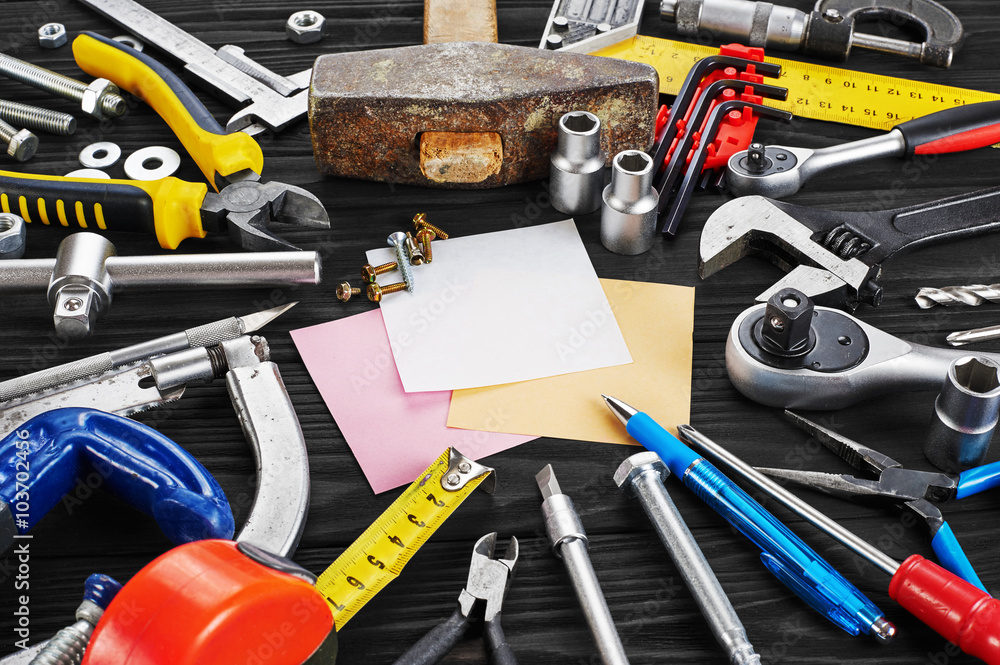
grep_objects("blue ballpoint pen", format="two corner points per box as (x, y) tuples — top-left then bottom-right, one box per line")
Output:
(602, 395), (896, 642)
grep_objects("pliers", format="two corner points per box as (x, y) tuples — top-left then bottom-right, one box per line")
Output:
(0, 33), (328, 251)
(392, 532), (519, 665)
(757, 410), (1000, 593)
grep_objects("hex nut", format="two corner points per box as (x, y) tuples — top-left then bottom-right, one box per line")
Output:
(613, 452), (669, 498)
(38, 23), (67, 49)
(286, 11), (325, 44)
(0, 213), (27, 260)
(81, 79), (124, 120)
(7, 129), (38, 162)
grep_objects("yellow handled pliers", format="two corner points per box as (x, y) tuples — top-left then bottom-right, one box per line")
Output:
(0, 33), (328, 251)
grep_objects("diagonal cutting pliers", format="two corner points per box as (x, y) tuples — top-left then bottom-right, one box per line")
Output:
(392, 532), (519, 665)
(756, 410), (1000, 593)
(0, 33), (328, 251)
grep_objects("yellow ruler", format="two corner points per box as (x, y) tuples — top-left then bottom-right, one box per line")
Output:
(316, 448), (496, 629)
(594, 35), (1000, 131)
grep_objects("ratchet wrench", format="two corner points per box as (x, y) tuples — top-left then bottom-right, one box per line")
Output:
(726, 100), (1000, 198)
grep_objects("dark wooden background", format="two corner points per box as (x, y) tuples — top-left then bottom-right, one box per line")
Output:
(2, 1), (1000, 662)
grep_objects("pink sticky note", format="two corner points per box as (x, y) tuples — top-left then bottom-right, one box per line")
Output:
(291, 310), (536, 493)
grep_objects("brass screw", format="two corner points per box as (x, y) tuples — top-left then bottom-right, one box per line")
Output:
(405, 232), (425, 265)
(361, 261), (397, 283)
(336, 281), (362, 302)
(416, 228), (435, 263)
(413, 213), (449, 240)
(367, 281), (407, 302)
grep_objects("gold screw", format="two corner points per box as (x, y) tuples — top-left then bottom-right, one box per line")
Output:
(405, 232), (425, 265)
(413, 213), (449, 240)
(336, 281), (362, 302)
(361, 261), (398, 283)
(416, 228), (435, 263)
(367, 281), (407, 302)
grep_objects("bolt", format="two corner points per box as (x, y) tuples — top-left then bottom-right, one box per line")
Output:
(0, 98), (76, 135)
(387, 232), (415, 293)
(0, 119), (38, 162)
(416, 228), (435, 263)
(405, 232), (425, 265)
(361, 261), (397, 283)
(367, 281), (407, 302)
(458, 461), (471, 473)
(413, 213), (449, 240)
(0, 53), (127, 120)
(446, 473), (461, 486)
(823, 8), (843, 22)
(336, 281), (361, 302)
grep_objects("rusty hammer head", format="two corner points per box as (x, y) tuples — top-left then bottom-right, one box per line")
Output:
(699, 196), (883, 310)
(309, 42), (658, 189)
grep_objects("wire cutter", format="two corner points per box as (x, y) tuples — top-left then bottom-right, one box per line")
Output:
(757, 410), (1000, 593)
(0, 33), (328, 251)
(392, 532), (519, 665)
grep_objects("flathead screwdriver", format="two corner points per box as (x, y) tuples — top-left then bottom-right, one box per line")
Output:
(536, 465), (630, 665)
(680, 424), (1000, 664)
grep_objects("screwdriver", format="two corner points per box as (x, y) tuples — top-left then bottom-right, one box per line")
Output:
(0, 302), (297, 402)
(602, 395), (895, 642)
(680, 424), (1000, 664)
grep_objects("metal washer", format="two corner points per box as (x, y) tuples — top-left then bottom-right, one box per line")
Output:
(125, 147), (181, 181)
(65, 169), (111, 180)
(79, 142), (121, 169)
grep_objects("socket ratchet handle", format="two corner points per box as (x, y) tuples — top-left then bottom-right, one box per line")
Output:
(0, 408), (235, 553)
(726, 301), (1000, 410)
(727, 101), (1000, 198)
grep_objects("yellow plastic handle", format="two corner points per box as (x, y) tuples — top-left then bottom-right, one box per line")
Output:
(72, 32), (263, 191)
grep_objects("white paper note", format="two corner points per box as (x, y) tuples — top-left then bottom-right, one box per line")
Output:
(366, 220), (632, 393)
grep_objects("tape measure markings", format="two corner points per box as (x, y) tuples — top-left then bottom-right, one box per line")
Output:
(316, 448), (494, 629)
(596, 35), (1000, 131)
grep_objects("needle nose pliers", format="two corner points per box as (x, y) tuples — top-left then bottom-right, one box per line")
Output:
(757, 410), (1000, 593)
(392, 532), (519, 665)
(0, 33), (329, 251)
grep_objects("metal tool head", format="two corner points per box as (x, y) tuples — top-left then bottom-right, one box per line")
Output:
(459, 532), (519, 622)
(310, 42), (658, 189)
(202, 180), (330, 251)
(699, 196), (881, 309)
(539, 0), (644, 53)
(725, 144), (814, 198)
(613, 451), (670, 498)
(784, 410), (900, 477)
(815, 0), (964, 68)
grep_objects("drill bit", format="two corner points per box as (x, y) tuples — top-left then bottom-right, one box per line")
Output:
(946, 324), (1000, 347)
(916, 284), (1000, 308)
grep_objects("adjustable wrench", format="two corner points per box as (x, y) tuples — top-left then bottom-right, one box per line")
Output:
(726, 101), (1000, 199)
(725, 288), (1000, 410)
(661, 0), (964, 67)
(75, 0), (310, 134)
(699, 186), (1000, 311)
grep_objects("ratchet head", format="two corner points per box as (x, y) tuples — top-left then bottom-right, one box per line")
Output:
(726, 144), (812, 198)
(202, 180), (330, 251)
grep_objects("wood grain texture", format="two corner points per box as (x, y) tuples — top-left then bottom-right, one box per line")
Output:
(424, 0), (499, 43)
(1, 1), (999, 664)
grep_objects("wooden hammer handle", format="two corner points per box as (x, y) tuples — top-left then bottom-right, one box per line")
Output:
(424, 0), (498, 44)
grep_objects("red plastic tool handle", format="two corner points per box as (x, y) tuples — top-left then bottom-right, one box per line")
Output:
(898, 100), (1000, 155)
(889, 555), (1000, 663)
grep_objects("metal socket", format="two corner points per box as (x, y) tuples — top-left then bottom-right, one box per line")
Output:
(601, 151), (658, 255)
(550, 111), (606, 215)
(925, 356), (1000, 473)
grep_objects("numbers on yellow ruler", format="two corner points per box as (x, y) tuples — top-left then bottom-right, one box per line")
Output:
(595, 35), (1000, 131)
(315, 448), (495, 629)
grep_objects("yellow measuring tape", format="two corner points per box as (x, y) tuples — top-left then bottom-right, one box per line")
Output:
(317, 448), (496, 629)
(595, 35), (1000, 131)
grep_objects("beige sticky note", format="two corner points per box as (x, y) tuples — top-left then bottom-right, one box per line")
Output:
(447, 279), (694, 443)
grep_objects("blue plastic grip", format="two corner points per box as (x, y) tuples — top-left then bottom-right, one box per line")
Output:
(956, 460), (1000, 499)
(625, 413), (701, 477)
(930, 522), (988, 593)
(0, 408), (234, 546)
(84, 574), (124, 610)
(683, 460), (886, 637)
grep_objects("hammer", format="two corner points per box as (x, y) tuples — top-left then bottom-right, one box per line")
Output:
(309, 0), (659, 188)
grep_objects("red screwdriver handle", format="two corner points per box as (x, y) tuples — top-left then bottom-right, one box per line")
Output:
(889, 555), (1000, 664)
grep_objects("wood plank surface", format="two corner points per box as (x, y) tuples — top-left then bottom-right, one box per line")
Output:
(2, 1), (1000, 663)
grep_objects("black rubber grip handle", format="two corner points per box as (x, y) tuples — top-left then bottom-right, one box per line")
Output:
(0, 171), (156, 234)
(392, 608), (470, 665)
(485, 618), (518, 665)
(896, 100), (1000, 155)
